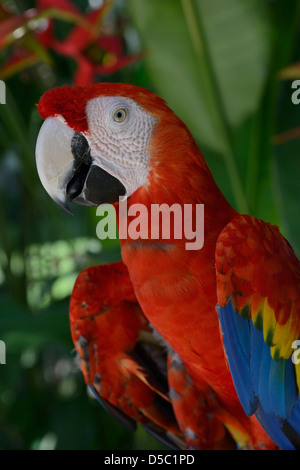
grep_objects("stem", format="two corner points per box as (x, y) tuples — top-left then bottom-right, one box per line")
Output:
(181, 0), (249, 213)
(0, 200), (12, 283)
(0, 88), (34, 169)
(246, 109), (262, 213)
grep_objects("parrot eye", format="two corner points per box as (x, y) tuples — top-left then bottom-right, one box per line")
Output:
(113, 108), (127, 123)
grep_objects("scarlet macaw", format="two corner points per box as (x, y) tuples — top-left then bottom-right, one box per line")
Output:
(35, 83), (300, 449)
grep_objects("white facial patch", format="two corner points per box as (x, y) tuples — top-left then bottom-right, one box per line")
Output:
(84, 96), (158, 198)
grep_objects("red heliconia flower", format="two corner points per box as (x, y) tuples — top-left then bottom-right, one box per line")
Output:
(0, 0), (141, 84)
(45, 4), (141, 86)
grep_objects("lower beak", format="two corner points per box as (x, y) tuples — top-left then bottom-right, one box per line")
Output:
(35, 117), (126, 213)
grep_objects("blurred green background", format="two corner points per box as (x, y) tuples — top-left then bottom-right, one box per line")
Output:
(0, 0), (299, 450)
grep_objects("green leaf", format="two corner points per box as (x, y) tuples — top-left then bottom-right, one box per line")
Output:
(129, 0), (271, 152)
(192, 0), (271, 127)
(129, 0), (272, 212)
(273, 80), (300, 256)
(129, 0), (222, 154)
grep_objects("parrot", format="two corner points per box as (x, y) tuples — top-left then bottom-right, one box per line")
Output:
(34, 82), (300, 450)
(70, 261), (236, 449)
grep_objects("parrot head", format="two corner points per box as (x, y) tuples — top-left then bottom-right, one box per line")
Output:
(35, 83), (193, 213)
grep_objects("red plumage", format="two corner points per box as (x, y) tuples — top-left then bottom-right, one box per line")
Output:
(70, 261), (236, 449)
(70, 262), (183, 448)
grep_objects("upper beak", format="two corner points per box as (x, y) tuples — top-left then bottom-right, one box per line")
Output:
(35, 117), (126, 213)
(35, 117), (75, 213)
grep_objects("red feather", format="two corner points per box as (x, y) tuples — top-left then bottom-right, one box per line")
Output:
(70, 261), (237, 449)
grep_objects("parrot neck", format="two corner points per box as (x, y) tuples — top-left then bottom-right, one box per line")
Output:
(117, 135), (237, 248)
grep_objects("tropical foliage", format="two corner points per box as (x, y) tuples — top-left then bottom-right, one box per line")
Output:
(0, 0), (299, 449)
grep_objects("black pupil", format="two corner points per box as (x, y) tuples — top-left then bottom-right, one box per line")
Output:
(117, 111), (123, 119)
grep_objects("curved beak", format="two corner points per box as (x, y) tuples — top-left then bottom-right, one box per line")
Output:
(35, 117), (126, 213)
(35, 117), (75, 213)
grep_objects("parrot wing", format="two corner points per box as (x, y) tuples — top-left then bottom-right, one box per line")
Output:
(69, 261), (185, 450)
(216, 214), (300, 450)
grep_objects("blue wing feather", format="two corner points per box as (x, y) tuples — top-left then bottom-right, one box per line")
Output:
(218, 301), (257, 416)
(255, 403), (295, 450)
(218, 300), (300, 450)
(250, 323), (263, 398)
(258, 337), (273, 415)
(284, 400), (300, 448)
